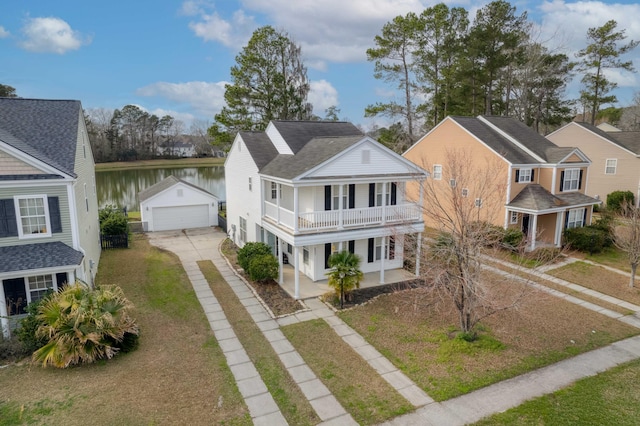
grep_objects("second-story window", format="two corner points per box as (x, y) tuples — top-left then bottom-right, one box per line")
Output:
(516, 168), (533, 183)
(332, 185), (347, 210)
(605, 159), (617, 175)
(248, 177), (252, 191)
(562, 168), (580, 191)
(433, 165), (442, 180)
(16, 196), (51, 238)
(271, 182), (278, 200)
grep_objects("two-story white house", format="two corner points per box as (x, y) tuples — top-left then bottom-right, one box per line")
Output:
(225, 120), (427, 299)
(0, 98), (101, 337)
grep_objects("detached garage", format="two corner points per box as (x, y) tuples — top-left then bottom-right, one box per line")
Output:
(139, 175), (218, 232)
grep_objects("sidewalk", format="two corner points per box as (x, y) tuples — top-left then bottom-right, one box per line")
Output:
(150, 228), (640, 425)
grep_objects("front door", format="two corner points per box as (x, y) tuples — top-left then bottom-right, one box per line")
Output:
(3, 278), (26, 316)
(522, 214), (530, 237)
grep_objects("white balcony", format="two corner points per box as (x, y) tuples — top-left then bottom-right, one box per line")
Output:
(264, 201), (422, 233)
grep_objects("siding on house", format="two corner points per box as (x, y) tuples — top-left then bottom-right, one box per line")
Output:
(0, 150), (45, 175)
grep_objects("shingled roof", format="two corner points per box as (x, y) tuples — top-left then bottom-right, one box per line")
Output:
(240, 121), (365, 178)
(0, 241), (83, 273)
(507, 184), (599, 211)
(575, 122), (640, 155)
(139, 175), (215, 202)
(0, 98), (81, 177)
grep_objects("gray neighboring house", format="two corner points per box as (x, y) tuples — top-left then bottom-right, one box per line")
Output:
(0, 98), (101, 337)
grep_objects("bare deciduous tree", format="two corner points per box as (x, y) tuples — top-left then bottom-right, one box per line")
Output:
(613, 201), (640, 288)
(411, 149), (532, 335)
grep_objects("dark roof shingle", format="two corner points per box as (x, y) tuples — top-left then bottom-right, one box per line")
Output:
(139, 175), (215, 202)
(0, 98), (81, 176)
(0, 241), (83, 273)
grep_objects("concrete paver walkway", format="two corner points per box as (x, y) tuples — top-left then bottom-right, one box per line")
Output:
(149, 228), (640, 425)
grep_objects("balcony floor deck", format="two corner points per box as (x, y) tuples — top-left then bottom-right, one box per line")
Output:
(280, 266), (416, 300)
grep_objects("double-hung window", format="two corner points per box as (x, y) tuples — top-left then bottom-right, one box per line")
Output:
(28, 275), (54, 303)
(332, 185), (348, 210)
(271, 182), (278, 200)
(562, 168), (580, 191)
(433, 165), (442, 180)
(517, 168), (532, 183)
(16, 195), (51, 238)
(510, 211), (519, 224)
(566, 208), (585, 229)
(605, 159), (617, 175)
(375, 183), (392, 207)
(239, 217), (247, 244)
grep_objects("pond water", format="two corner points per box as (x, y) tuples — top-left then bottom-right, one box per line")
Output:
(96, 166), (226, 212)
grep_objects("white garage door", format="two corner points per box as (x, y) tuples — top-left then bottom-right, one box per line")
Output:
(152, 205), (209, 231)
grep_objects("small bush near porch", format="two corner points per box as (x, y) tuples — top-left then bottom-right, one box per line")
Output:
(338, 271), (638, 401)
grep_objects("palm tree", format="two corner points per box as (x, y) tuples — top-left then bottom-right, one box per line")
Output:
(33, 283), (139, 368)
(326, 251), (364, 308)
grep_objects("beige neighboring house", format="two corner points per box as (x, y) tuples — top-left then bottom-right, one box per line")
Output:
(547, 122), (640, 206)
(403, 115), (599, 251)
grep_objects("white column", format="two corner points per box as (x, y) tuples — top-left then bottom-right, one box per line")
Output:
(415, 232), (422, 276)
(294, 246), (300, 299)
(555, 212), (563, 247)
(0, 285), (8, 338)
(531, 214), (538, 251)
(338, 184), (344, 229)
(380, 236), (386, 283)
(278, 239), (284, 284)
(294, 186), (299, 233)
(381, 183), (387, 225)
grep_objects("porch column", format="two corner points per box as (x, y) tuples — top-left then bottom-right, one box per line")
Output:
(0, 284), (8, 338)
(293, 186), (299, 233)
(276, 183), (281, 225)
(278, 239), (284, 285)
(415, 232), (422, 276)
(531, 214), (538, 251)
(294, 246), (300, 299)
(555, 212), (564, 247)
(382, 183), (387, 225)
(380, 236), (386, 283)
(338, 184), (344, 229)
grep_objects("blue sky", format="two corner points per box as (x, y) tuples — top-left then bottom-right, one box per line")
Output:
(1, 0), (639, 131)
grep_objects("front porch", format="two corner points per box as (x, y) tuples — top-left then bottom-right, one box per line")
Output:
(279, 265), (416, 300)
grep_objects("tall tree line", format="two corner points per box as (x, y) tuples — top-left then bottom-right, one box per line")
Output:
(85, 105), (179, 162)
(367, 1), (637, 142)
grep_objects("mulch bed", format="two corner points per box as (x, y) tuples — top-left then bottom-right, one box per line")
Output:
(245, 278), (305, 316)
(328, 278), (428, 309)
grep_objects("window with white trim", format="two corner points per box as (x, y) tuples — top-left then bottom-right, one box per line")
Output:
(510, 211), (519, 224)
(518, 168), (532, 183)
(28, 275), (54, 303)
(605, 159), (617, 175)
(433, 165), (442, 180)
(239, 216), (247, 244)
(332, 184), (348, 209)
(562, 168), (580, 191)
(303, 247), (309, 265)
(84, 183), (89, 212)
(375, 183), (392, 207)
(375, 237), (383, 261)
(566, 208), (585, 229)
(15, 195), (51, 238)
(271, 182), (278, 200)
(248, 177), (252, 191)
(475, 198), (483, 208)
(461, 188), (469, 198)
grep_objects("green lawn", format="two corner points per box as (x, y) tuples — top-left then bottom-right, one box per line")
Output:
(475, 358), (640, 425)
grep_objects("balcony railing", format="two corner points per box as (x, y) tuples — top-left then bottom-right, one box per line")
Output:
(264, 202), (422, 233)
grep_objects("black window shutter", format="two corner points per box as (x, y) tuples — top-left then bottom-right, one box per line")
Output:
(389, 236), (395, 260)
(324, 186), (331, 211)
(582, 208), (587, 226)
(348, 240), (355, 254)
(515, 170), (519, 182)
(564, 211), (569, 229)
(0, 199), (18, 238)
(48, 197), (62, 233)
(325, 243), (331, 269)
(531, 170), (535, 181)
(578, 170), (583, 190)
(391, 183), (397, 205)
(348, 184), (355, 209)
(367, 238), (374, 263)
(56, 272), (69, 288)
(369, 183), (375, 207)
(559, 171), (565, 191)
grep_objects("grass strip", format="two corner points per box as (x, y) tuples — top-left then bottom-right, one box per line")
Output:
(198, 260), (319, 426)
(475, 358), (640, 425)
(95, 157), (224, 171)
(282, 319), (414, 425)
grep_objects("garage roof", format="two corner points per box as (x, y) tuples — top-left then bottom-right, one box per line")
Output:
(139, 175), (216, 202)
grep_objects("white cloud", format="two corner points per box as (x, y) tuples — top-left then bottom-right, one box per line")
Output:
(19, 17), (89, 54)
(0, 26), (9, 38)
(187, 9), (256, 48)
(136, 81), (228, 118)
(308, 80), (339, 115)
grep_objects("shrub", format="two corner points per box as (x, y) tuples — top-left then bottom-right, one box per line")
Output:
(564, 226), (607, 254)
(607, 191), (635, 212)
(247, 253), (279, 282)
(15, 296), (49, 353)
(99, 205), (129, 235)
(237, 242), (273, 271)
(502, 228), (524, 251)
(591, 214), (614, 248)
(32, 283), (139, 368)
(0, 334), (30, 364)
